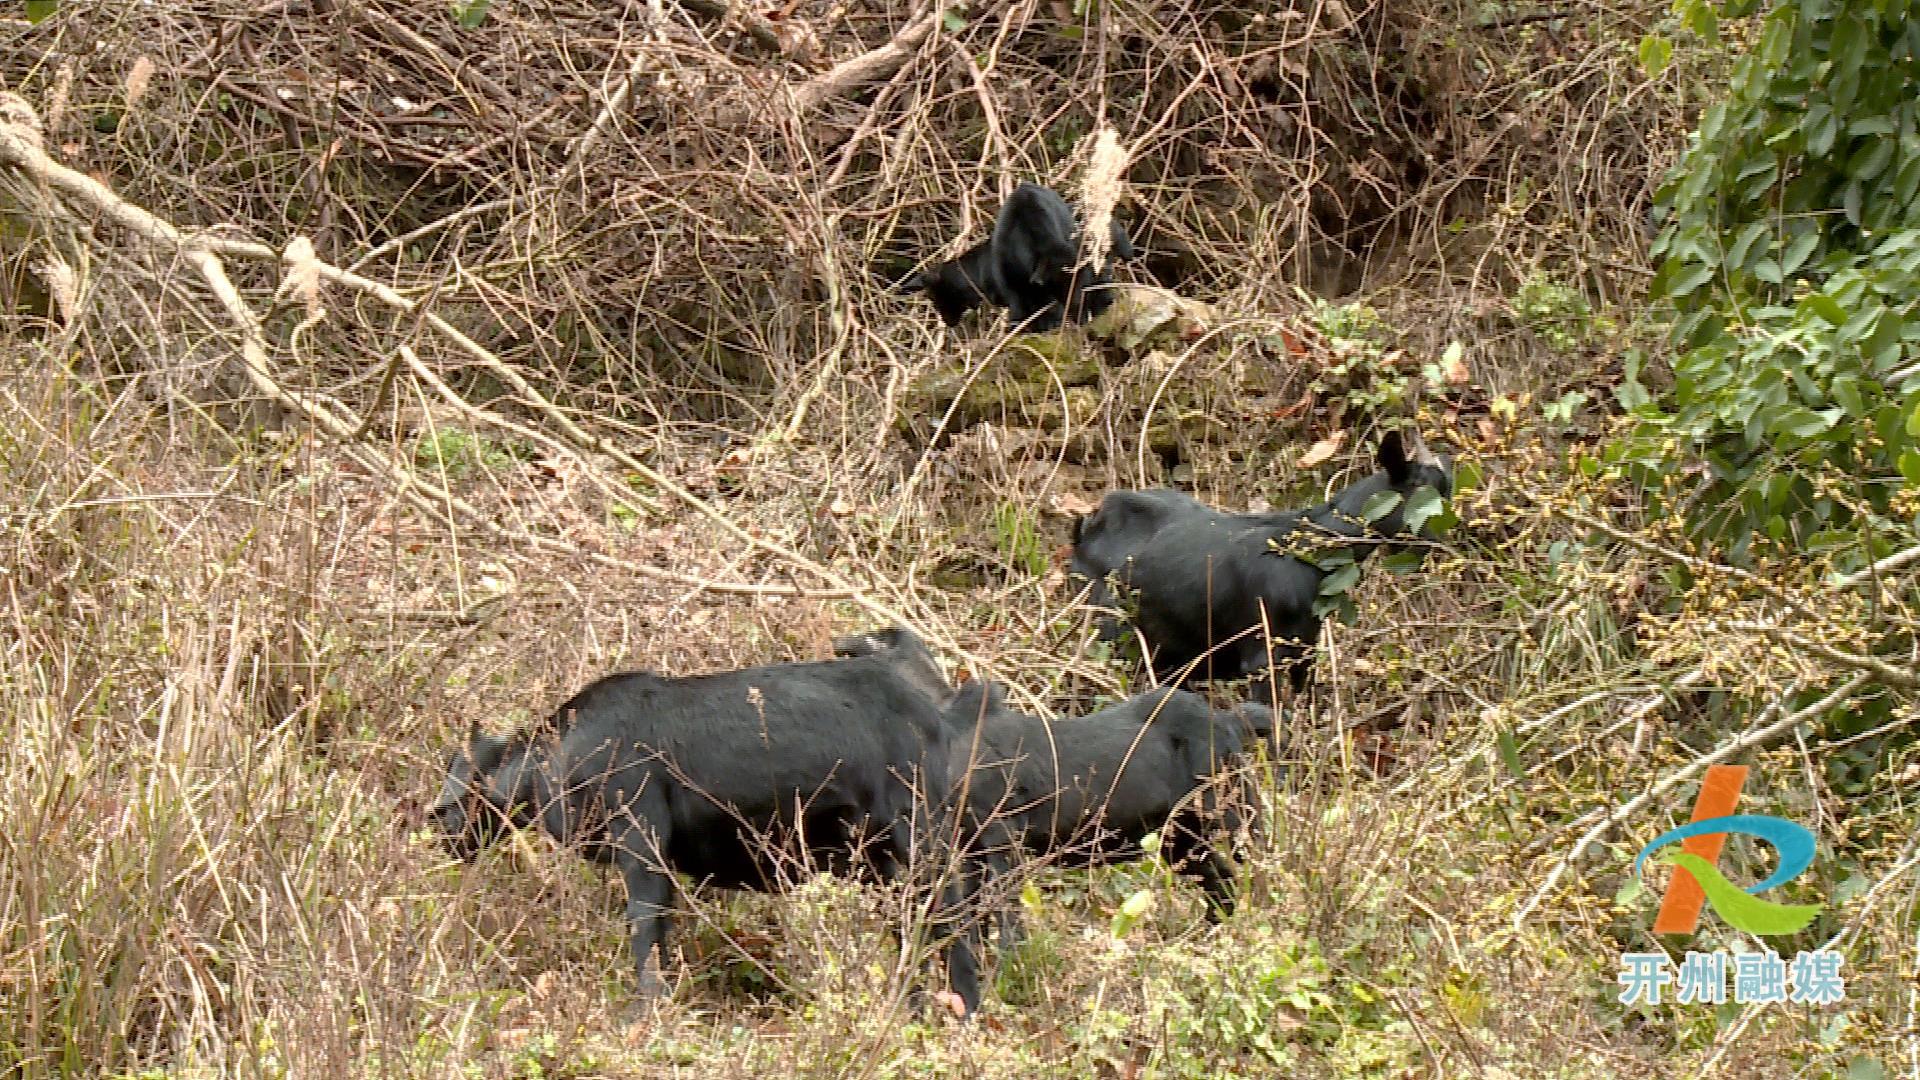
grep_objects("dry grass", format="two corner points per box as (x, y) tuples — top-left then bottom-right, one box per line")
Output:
(0, 0), (1913, 1077)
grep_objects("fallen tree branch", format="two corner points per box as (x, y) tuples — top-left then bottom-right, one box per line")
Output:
(785, 10), (939, 114)
(1386, 670), (1701, 804)
(1699, 829), (1920, 1073)
(1396, 482), (1918, 840)
(1554, 504), (1818, 624)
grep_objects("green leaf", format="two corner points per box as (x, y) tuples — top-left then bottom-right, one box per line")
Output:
(1496, 727), (1524, 778)
(1359, 490), (1404, 523)
(451, 0), (490, 27)
(1661, 261), (1716, 298)
(1897, 153), (1920, 208)
(1318, 562), (1362, 597)
(1803, 292), (1849, 326)
(1735, 154), (1775, 183)
(1805, 100), (1840, 156)
(1314, 591), (1359, 624)
(1907, 394), (1920, 438)
(942, 8), (967, 30)
(24, 0), (56, 22)
(1679, 0), (1718, 39)
(1839, 302), (1880, 345)
(1848, 136), (1896, 182)
(1659, 851), (1821, 935)
(1805, 529), (1854, 553)
(1831, 374), (1866, 417)
(1899, 449), (1920, 486)
(1452, 458), (1484, 492)
(1846, 1056), (1887, 1080)
(1403, 487), (1445, 534)
(1726, 221), (1769, 272)
(1638, 34), (1673, 78)
(1110, 888), (1157, 938)
(1381, 551), (1426, 574)
(1865, 309), (1906, 371)
(1780, 230), (1820, 276)
(1780, 407), (1837, 440)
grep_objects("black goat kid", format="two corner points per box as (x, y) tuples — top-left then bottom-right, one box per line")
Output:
(430, 632), (986, 1016)
(906, 181), (1134, 332)
(945, 681), (1271, 946)
(1071, 430), (1453, 688)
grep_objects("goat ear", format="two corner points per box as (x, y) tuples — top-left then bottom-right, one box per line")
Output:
(1405, 427), (1441, 467)
(1379, 430), (1411, 483)
(956, 678), (1007, 716)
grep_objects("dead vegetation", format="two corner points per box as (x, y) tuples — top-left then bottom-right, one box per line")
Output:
(1, 1), (1912, 1077)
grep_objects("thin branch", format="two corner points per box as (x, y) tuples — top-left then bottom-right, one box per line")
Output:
(1727, 620), (1920, 689)
(785, 11), (939, 114)
(676, 0), (790, 57)
(0, 95), (1033, 685)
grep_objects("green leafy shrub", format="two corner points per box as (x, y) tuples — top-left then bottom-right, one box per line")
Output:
(1625, 0), (1920, 567)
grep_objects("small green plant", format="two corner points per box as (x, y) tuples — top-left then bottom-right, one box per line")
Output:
(1541, 389), (1591, 425)
(412, 428), (518, 479)
(1313, 299), (1387, 344)
(1047, 115), (1089, 154)
(1510, 272), (1595, 353)
(509, 1031), (558, 1079)
(995, 881), (1068, 1006)
(1303, 301), (1414, 420)
(1134, 928), (1355, 1076)
(993, 501), (1049, 578)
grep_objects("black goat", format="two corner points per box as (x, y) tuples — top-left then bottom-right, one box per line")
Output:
(430, 630), (985, 1015)
(946, 681), (1271, 944)
(1070, 430), (1453, 688)
(906, 181), (1135, 332)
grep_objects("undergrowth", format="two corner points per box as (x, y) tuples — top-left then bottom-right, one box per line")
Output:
(0, 0), (1913, 1077)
